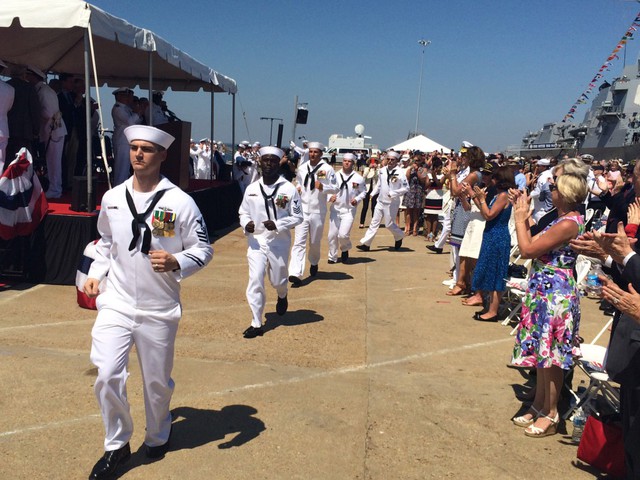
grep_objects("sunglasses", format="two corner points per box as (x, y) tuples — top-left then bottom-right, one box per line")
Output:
(549, 184), (558, 192)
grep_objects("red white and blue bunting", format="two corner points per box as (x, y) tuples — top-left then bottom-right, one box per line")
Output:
(562, 12), (640, 122)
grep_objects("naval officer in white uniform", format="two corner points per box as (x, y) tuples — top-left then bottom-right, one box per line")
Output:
(357, 151), (409, 251)
(327, 153), (366, 264)
(84, 125), (213, 480)
(288, 141), (339, 285)
(111, 87), (142, 186)
(239, 146), (303, 338)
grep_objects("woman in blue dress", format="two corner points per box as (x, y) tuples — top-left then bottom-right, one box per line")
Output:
(463, 165), (515, 321)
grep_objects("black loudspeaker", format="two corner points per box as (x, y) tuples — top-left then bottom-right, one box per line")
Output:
(276, 124), (284, 148)
(71, 176), (96, 212)
(295, 109), (308, 124)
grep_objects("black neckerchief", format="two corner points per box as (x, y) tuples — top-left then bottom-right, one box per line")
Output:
(387, 168), (396, 186)
(259, 181), (281, 221)
(125, 187), (166, 254)
(304, 162), (324, 191)
(339, 172), (355, 192)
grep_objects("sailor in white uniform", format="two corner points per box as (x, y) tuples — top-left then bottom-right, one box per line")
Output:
(111, 87), (142, 186)
(144, 91), (169, 126)
(195, 138), (212, 180)
(84, 125), (213, 480)
(25, 66), (67, 199)
(290, 139), (309, 165)
(357, 151), (409, 251)
(327, 153), (366, 264)
(233, 143), (259, 193)
(288, 142), (339, 285)
(239, 146), (303, 338)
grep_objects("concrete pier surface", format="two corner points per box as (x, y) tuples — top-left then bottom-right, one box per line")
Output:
(0, 219), (609, 479)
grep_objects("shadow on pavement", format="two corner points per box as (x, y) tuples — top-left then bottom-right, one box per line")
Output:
(263, 309), (324, 333)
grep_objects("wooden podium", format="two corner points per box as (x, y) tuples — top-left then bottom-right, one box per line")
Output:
(158, 121), (191, 189)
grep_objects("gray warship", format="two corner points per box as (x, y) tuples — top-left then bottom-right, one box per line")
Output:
(520, 52), (640, 161)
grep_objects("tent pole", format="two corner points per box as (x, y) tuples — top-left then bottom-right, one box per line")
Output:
(83, 30), (94, 211)
(232, 93), (236, 158)
(148, 53), (153, 126)
(291, 95), (298, 144)
(87, 22), (111, 190)
(210, 89), (214, 180)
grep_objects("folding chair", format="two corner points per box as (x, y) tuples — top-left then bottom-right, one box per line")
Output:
(563, 317), (620, 420)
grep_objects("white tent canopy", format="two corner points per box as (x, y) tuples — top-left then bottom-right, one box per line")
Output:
(0, 0), (237, 93)
(389, 134), (451, 154)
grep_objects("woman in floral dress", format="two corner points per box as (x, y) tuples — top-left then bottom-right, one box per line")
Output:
(510, 172), (588, 438)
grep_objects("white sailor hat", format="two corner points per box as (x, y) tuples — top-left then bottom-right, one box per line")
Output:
(461, 140), (474, 148)
(537, 158), (551, 166)
(199, 138), (209, 143)
(124, 125), (175, 150)
(241, 140), (251, 146)
(307, 142), (324, 150)
(113, 87), (134, 96)
(342, 153), (356, 161)
(386, 151), (400, 160)
(237, 143), (246, 148)
(259, 146), (284, 158)
(252, 142), (261, 148)
(26, 65), (46, 79)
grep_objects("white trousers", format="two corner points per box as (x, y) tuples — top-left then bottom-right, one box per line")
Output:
(435, 212), (452, 250)
(359, 201), (404, 247)
(327, 207), (355, 261)
(45, 136), (65, 198)
(195, 157), (211, 180)
(246, 241), (289, 327)
(90, 305), (181, 450)
(288, 212), (325, 277)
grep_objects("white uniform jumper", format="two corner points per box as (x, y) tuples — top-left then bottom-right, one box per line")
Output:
(88, 176), (213, 450)
(239, 176), (303, 327)
(233, 151), (258, 194)
(111, 103), (141, 186)
(359, 165), (409, 247)
(288, 160), (338, 277)
(327, 169), (366, 261)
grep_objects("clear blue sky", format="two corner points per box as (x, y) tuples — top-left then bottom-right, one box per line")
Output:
(90, 0), (640, 152)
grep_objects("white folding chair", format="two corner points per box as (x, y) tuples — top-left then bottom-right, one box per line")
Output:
(563, 317), (620, 420)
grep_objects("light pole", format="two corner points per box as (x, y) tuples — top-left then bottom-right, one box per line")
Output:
(414, 39), (431, 136)
(260, 116), (283, 145)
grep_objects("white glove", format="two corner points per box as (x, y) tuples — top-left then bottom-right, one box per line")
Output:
(290, 141), (296, 148)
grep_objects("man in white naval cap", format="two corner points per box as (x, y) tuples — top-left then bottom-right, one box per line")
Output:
(111, 87), (142, 186)
(83, 125), (213, 479)
(239, 146), (303, 338)
(0, 59), (14, 172)
(288, 141), (338, 285)
(290, 138), (310, 165)
(195, 138), (212, 180)
(327, 153), (366, 264)
(356, 151), (409, 251)
(24, 65), (67, 198)
(233, 142), (259, 193)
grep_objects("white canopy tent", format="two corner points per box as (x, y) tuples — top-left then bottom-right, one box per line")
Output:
(389, 134), (451, 154)
(0, 0), (238, 209)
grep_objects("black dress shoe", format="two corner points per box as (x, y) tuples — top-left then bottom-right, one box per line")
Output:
(309, 264), (318, 276)
(474, 313), (499, 322)
(426, 245), (443, 254)
(356, 244), (370, 252)
(288, 275), (302, 287)
(89, 443), (131, 479)
(243, 326), (264, 338)
(146, 439), (170, 459)
(328, 259), (337, 264)
(394, 239), (403, 251)
(276, 296), (288, 315)
(341, 251), (349, 263)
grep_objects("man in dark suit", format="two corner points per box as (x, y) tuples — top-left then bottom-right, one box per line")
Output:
(5, 67), (40, 168)
(587, 222), (640, 480)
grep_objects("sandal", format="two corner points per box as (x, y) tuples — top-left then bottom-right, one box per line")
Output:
(512, 406), (540, 428)
(524, 413), (559, 437)
(461, 296), (483, 306)
(446, 286), (467, 296)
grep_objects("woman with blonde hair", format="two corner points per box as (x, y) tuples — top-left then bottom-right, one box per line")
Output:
(510, 172), (588, 437)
